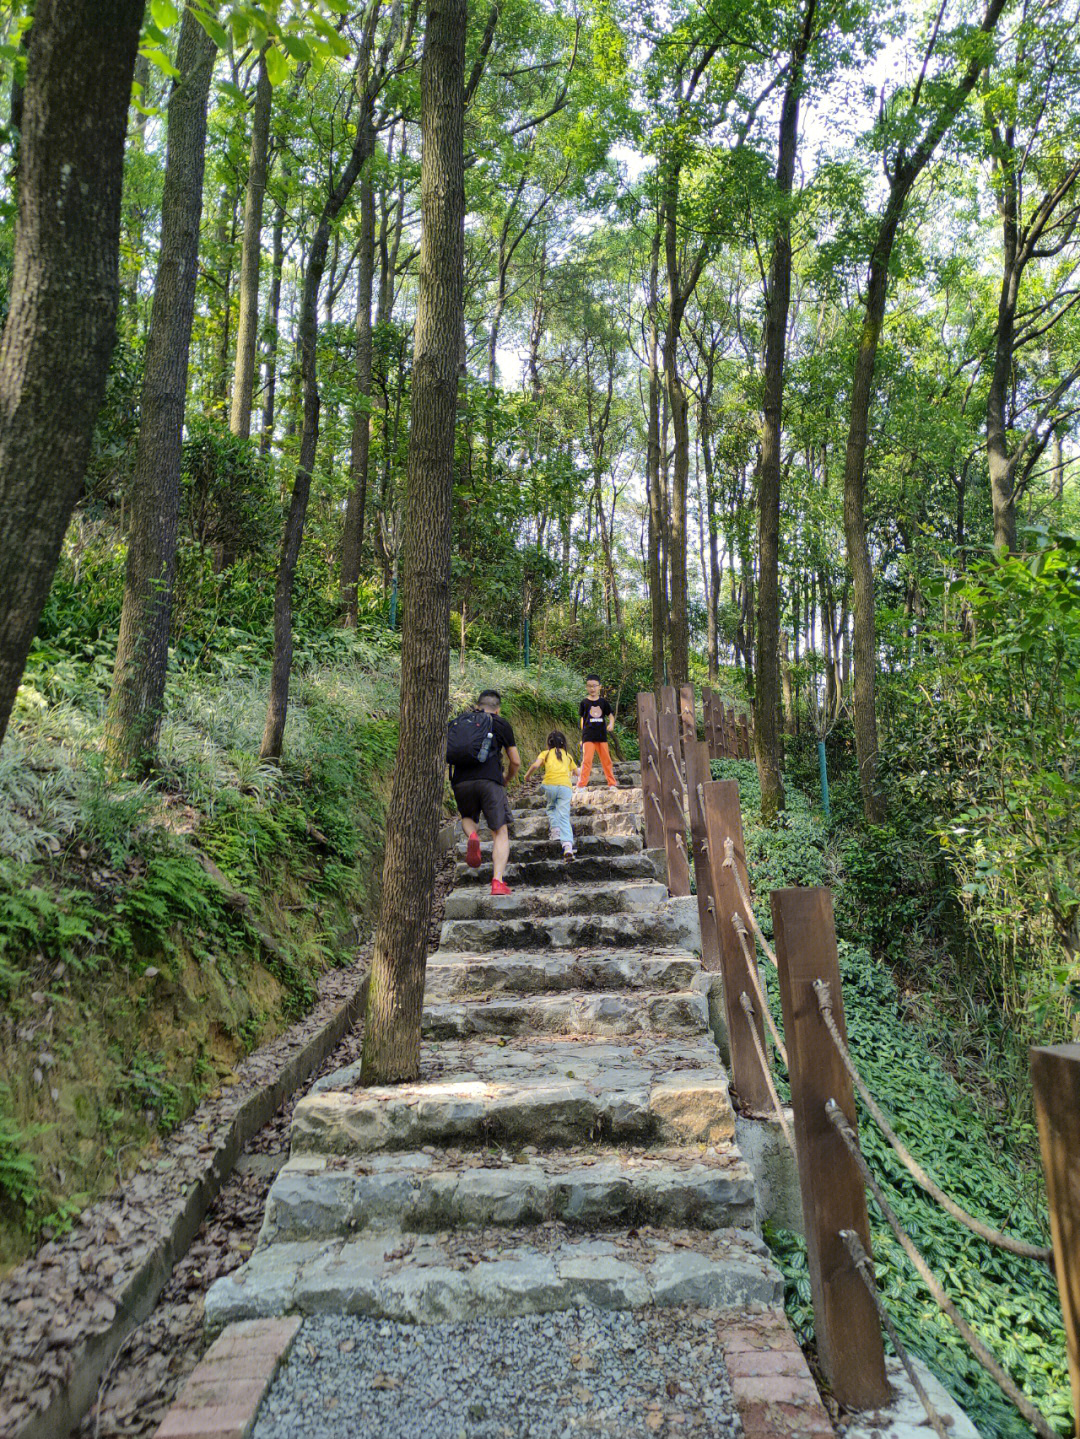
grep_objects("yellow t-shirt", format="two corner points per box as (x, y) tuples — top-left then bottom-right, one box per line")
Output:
(537, 748), (577, 787)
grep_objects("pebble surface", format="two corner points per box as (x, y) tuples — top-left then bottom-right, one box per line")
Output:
(252, 1307), (744, 1439)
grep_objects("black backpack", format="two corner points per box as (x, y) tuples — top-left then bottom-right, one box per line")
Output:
(446, 709), (496, 766)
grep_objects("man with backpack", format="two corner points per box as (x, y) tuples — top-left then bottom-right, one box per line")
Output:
(447, 689), (521, 896)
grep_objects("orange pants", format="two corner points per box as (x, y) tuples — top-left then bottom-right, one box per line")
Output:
(578, 741), (616, 787)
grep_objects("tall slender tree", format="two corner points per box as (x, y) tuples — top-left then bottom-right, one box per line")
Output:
(229, 49), (273, 439)
(0, 0), (145, 752)
(261, 2), (417, 758)
(106, 8), (218, 774)
(755, 0), (818, 822)
(842, 0), (1006, 821)
(362, 0), (467, 1085)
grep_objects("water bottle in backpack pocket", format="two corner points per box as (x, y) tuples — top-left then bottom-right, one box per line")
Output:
(446, 710), (495, 765)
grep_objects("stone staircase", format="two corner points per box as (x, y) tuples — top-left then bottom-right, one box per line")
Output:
(205, 763), (782, 1328)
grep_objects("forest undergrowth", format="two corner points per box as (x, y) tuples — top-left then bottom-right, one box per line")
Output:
(0, 591), (586, 1272)
(712, 756), (1072, 1438)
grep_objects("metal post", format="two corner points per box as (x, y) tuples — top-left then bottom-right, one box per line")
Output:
(1030, 1043), (1080, 1430)
(658, 686), (691, 896)
(771, 886), (890, 1409)
(701, 779), (770, 1111)
(817, 739), (830, 821)
(637, 691), (665, 853)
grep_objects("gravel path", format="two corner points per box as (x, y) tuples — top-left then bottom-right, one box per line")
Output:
(252, 1307), (744, 1439)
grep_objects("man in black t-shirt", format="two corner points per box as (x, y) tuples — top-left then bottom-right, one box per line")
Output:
(449, 689), (521, 895)
(577, 673), (617, 788)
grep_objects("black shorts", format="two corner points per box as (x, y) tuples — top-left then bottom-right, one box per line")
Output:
(452, 777), (512, 832)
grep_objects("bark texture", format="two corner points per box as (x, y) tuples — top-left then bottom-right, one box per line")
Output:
(756, 0), (816, 822)
(105, 10), (217, 773)
(260, 193), (286, 455)
(229, 52), (272, 439)
(362, 0), (466, 1084)
(341, 157), (377, 623)
(0, 0), (145, 751)
(645, 219), (666, 690)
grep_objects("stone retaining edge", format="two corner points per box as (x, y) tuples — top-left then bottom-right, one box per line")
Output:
(13, 969), (371, 1439)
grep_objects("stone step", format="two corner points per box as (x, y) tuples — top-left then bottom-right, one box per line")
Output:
(438, 899), (699, 954)
(469, 815), (643, 847)
(442, 880), (668, 922)
(258, 1144), (755, 1245)
(454, 854), (658, 891)
(513, 786), (642, 814)
(423, 948), (704, 998)
(204, 1225), (782, 1328)
(457, 823), (641, 851)
(422, 987), (709, 1040)
(291, 1035), (732, 1156)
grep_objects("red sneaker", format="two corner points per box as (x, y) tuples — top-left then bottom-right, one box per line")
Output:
(465, 832), (482, 868)
(490, 878), (513, 897)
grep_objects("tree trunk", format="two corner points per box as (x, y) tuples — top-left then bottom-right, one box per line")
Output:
(229, 51), (272, 438)
(260, 49), (380, 758)
(210, 185), (238, 412)
(259, 191), (286, 455)
(987, 151), (1020, 552)
(106, 9), (216, 774)
(843, 244), (893, 824)
(843, 0), (1006, 819)
(662, 171), (693, 685)
(362, 0), (465, 1084)
(700, 406), (721, 683)
(341, 150), (376, 624)
(0, 0), (144, 752)
(755, 0), (815, 821)
(646, 217), (666, 689)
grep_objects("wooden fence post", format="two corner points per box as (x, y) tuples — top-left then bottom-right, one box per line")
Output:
(771, 886), (890, 1410)
(701, 779), (771, 1111)
(1030, 1043), (1080, 1430)
(685, 741), (722, 973)
(702, 688), (718, 760)
(679, 683), (697, 751)
(658, 686), (691, 895)
(723, 704), (736, 759)
(739, 713), (751, 759)
(637, 691), (666, 854)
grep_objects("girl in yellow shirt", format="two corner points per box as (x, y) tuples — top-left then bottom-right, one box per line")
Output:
(522, 731), (579, 857)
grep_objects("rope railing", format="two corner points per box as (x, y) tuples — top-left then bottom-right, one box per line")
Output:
(739, 990), (795, 1152)
(722, 837), (778, 969)
(814, 979), (1054, 1265)
(826, 1100), (1059, 1439)
(734, 917), (788, 1066)
(840, 1228), (952, 1439)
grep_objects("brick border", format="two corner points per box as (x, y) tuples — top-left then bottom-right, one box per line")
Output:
(717, 1309), (835, 1438)
(153, 1317), (302, 1439)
